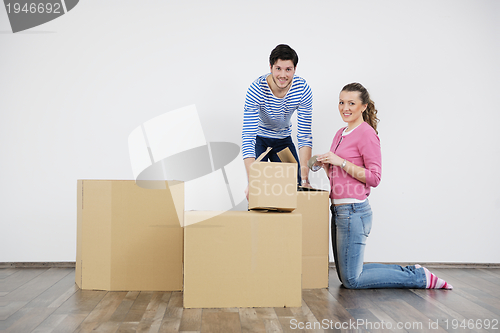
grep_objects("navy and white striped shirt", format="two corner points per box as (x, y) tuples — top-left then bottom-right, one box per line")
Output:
(241, 74), (313, 159)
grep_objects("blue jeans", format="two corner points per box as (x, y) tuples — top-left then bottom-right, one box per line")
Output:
(255, 135), (302, 185)
(331, 200), (426, 289)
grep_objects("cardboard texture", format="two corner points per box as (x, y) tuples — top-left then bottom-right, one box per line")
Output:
(76, 180), (184, 291)
(296, 188), (330, 289)
(248, 147), (298, 211)
(183, 211), (302, 308)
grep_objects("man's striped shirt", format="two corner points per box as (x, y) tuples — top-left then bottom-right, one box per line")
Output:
(241, 74), (313, 159)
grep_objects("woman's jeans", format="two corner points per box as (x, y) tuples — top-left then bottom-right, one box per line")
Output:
(331, 200), (426, 289)
(255, 135), (302, 185)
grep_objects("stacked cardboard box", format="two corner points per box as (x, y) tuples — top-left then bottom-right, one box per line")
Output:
(76, 180), (184, 291)
(183, 211), (302, 308)
(296, 188), (330, 289)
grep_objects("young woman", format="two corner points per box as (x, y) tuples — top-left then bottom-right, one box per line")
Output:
(316, 83), (452, 289)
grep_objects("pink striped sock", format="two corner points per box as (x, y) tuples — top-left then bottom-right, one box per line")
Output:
(415, 264), (453, 290)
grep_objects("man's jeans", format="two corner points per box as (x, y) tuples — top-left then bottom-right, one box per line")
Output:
(255, 135), (302, 185)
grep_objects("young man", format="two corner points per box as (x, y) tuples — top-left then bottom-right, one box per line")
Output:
(241, 44), (313, 190)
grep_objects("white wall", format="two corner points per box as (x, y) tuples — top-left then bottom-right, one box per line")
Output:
(1, 0), (499, 263)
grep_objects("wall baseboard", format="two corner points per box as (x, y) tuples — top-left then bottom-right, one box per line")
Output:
(0, 262), (76, 268)
(1, 262), (499, 269)
(329, 262), (500, 269)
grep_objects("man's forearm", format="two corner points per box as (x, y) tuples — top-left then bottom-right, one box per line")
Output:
(244, 157), (255, 181)
(298, 146), (312, 183)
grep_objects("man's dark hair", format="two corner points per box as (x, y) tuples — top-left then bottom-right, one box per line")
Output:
(269, 44), (299, 68)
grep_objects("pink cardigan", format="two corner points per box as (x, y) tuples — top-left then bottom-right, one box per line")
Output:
(328, 122), (382, 200)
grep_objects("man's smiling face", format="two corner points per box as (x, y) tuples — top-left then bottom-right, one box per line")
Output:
(269, 59), (296, 91)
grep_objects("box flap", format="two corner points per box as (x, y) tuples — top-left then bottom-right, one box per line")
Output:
(168, 180), (184, 226)
(255, 147), (297, 163)
(255, 147), (272, 162)
(276, 147), (297, 163)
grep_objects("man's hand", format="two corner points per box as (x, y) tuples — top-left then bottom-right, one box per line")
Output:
(300, 180), (313, 189)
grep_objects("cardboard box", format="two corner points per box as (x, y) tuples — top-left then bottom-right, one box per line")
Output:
(183, 211), (302, 308)
(76, 180), (184, 291)
(248, 147), (298, 211)
(295, 188), (330, 289)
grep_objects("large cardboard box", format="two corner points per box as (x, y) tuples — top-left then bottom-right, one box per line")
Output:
(183, 211), (302, 308)
(248, 147), (298, 211)
(296, 188), (330, 289)
(76, 180), (184, 291)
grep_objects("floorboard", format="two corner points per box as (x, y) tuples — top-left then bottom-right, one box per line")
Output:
(50, 314), (89, 333)
(200, 310), (241, 333)
(53, 289), (108, 315)
(0, 269), (18, 280)
(108, 291), (141, 323)
(1, 267), (499, 332)
(2, 307), (56, 333)
(432, 269), (500, 318)
(254, 308), (282, 333)
(158, 291), (183, 333)
(135, 291), (166, 333)
(2, 268), (72, 304)
(439, 268), (500, 299)
(290, 301), (322, 331)
(30, 312), (67, 333)
(0, 269), (47, 294)
(474, 269), (500, 287)
(24, 269), (75, 309)
(179, 308), (202, 332)
(239, 307), (267, 333)
(73, 291), (127, 332)
(302, 288), (355, 325)
(0, 268), (72, 325)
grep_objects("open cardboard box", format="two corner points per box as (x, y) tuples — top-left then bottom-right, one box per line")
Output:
(248, 147), (298, 211)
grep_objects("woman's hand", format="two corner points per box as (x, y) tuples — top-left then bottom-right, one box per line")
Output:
(316, 151), (344, 167)
(317, 151), (367, 184)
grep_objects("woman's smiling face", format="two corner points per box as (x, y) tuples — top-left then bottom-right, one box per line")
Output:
(338, 90), (367, 126)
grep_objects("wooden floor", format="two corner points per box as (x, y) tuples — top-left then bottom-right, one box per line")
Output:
(1, 267), (500, 332)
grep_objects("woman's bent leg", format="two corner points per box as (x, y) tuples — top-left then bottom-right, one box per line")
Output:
(333, 202), (368, 288)
(333, 202), (427, 289)
(353, 264), (427, 289)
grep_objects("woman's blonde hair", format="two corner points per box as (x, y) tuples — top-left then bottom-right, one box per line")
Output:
(342, 83), (379, 134)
